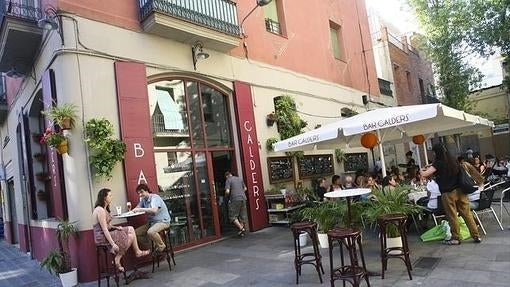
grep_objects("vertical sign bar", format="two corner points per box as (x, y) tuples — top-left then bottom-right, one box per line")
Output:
(114, 62), (158, 208)
(233, 81), (267, 231)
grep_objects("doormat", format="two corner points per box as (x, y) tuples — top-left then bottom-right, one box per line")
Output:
(413, 257), (441, 269)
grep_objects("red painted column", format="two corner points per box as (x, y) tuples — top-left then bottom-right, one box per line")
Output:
(233, 81), (268, 231)
(114, 62), (158, 207)
(42, 70), (66, 219)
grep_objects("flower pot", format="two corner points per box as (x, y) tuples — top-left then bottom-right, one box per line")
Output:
(56, 140), (69, 154)
(60, 117), (72, 130)
(266, 118), (275, 127)
(317, 232), (329, 249)
(385, 236), (403, 255)
(59, 268), (78, 287)
(299, 232), (308, 247)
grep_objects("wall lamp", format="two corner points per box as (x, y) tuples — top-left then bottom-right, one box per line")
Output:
(37, 6), (64, 44)
(240, 0), (273, 36)
(191, 42), (209, 70)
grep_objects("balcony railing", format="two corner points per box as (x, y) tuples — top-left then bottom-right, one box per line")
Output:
(265, 18), (281, 35)
(139, 0), (240, 36)
(152, 113), (187, 135)
(0, 0), (41, 22)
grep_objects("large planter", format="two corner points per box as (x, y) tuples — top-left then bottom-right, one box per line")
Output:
(59, 268), (78, 287)
(56, 140), (69, 154)
(317, 233), (329, 249)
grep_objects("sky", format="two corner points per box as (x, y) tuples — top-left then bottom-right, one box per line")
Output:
(365, 0), (503, 88)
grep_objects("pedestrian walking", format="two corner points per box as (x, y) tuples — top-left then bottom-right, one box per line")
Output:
(225, 171), (248, 237)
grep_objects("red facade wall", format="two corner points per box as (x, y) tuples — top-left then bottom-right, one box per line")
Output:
(56, 0), (379, 96)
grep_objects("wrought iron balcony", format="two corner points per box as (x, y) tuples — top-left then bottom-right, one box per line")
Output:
(0, 0), (43, 74)
(138, 0), (240, 52)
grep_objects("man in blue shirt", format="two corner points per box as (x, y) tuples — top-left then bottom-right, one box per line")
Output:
(133, 184), (171, 252)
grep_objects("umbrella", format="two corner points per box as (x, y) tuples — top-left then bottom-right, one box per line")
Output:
(273, 103), (494, 177)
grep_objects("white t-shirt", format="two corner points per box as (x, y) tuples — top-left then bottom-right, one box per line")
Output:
(426, 180), (441, 209)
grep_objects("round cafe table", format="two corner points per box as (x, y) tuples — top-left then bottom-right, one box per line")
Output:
(324, 188), (371, 226)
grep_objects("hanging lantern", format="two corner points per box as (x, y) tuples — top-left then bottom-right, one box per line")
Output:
(360, 132), (378, 149)
(412, 135), (425, 145)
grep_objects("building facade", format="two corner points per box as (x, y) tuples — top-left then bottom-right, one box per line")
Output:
(0, 0), (379, 282)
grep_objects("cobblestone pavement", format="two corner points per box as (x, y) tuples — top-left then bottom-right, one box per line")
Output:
(2, 218), (509, 287)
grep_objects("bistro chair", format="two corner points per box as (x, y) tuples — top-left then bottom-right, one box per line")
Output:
(96, 244), (127, 287)
(472, 187), (504, 234)
(151, 227), (176, 273)
(377, 213), (412, 280)
(290, 221), (324, 284)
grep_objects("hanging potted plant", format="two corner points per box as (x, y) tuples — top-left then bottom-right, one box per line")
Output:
(40, 219), (78, 287)
(299, 201), (348, 248)
(85, 118), (127, 180)
(40, 127), (69, 154)
(266, 112), (276, 127)
(334, 148), (346, 163)
(42, 103), (78, 130)
(265, 137), (279, 152)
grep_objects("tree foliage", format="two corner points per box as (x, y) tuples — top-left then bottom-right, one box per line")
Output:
(408, 0), (484, 110)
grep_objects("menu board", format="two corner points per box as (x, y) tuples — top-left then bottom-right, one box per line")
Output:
(267, 157), (294, 183)
(344, 153), (369, 172)
(298, 154), (334, 179)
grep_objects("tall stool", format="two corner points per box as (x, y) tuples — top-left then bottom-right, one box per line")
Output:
(290, 221), (325, 284)
(151, 227), (176, 273)
(327, 227), (370, 287)
(377, 213), (412, 280)
(96, 244), (127, 287)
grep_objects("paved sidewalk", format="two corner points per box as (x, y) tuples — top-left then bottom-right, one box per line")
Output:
(1, 221), (509, 287)
(92, 221), (510, 287)
(0, 241), (60, 287)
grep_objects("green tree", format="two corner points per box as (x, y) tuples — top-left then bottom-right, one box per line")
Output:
(409, 0), (483, 110)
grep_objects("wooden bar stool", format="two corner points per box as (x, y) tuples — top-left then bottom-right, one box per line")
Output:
(327, 227), (370, 287)
(377, 213), (412, 280)
(290, 221), (325, 284)
(96, 244), (127, 287)
(151, 227), (176, 273)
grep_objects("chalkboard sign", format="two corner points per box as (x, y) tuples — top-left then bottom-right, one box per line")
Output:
(343, 153), (369, 172)
(267, 157), (294, 183)
(298, 154), (334, 179)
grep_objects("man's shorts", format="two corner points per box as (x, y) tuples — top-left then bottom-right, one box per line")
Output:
(229, 200), (247, 222)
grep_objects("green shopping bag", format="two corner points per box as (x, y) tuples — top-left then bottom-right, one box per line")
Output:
(420, 217), (472, 242)
(458, 217), (472, 240)
(420, 223), (446, 242)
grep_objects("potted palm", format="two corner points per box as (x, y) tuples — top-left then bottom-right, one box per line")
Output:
(363, 185), (423, 250)
(41, 219), (78, 287)
(299, 200), (348, 248)
(42, 103), (78, 130)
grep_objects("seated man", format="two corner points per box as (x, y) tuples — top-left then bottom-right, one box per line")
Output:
(133, 184), (171, 253)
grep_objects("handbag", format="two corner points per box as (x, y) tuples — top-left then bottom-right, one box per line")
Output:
(458, 165), (477, 194)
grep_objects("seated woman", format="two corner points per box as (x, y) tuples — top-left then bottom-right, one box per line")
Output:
(92, 188), (150, 272)
(315, 177), (328, 201)
(329, 174), (342, 192)
(381, 175), (397, 192)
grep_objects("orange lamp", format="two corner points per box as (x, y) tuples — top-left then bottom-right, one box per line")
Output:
(412, 135), (425, 145)
(360, 132), (378, 149)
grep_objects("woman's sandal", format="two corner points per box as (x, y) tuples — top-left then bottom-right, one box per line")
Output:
(115, 263), (125, 272)
(442, 239), (461, 245)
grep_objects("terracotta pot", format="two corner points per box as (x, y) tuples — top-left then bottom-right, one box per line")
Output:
(57, 140), (69, 154)
(60, 117), (72, 130)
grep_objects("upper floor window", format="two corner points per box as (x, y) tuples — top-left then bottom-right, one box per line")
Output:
(329, 21), (344, 60)
(264, 0), (282, 35)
